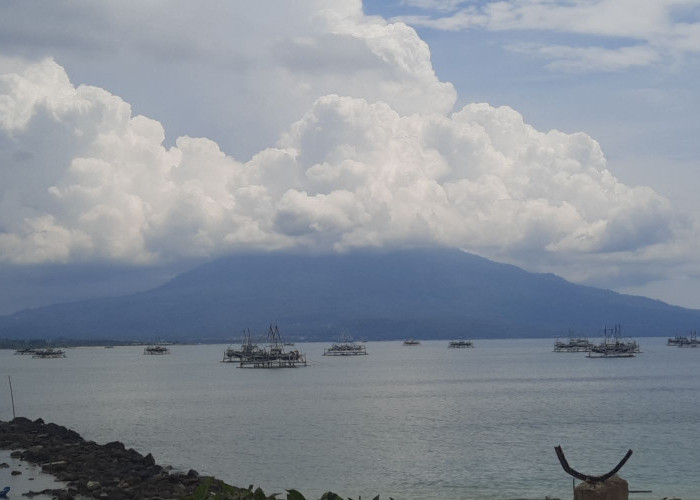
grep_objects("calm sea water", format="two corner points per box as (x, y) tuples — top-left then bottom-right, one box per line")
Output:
(1, 338), (699, 499)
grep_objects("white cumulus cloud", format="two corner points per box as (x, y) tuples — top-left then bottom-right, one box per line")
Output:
(394, 0), (700, 73)
(0, 0), (456, 158)
(0, 59), (682, 286)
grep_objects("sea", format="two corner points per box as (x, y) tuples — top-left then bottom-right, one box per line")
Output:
(1, 337), (699, 500)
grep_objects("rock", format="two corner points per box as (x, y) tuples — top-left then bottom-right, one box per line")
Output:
(0, 418), (239, 499)
(11, 469), (22, 475)
(0, 462), (8, 468)
(104, 441), (126, 451)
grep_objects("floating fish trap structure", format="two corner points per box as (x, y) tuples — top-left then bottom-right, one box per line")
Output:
(238, 324), (307, 368)
(14, 348), (38, 355)
(143, 345), (170, 355)
(669, 330), (699, 348)
(448, 340), (474, 348)
(553, 333), (593, 352)
(587, 324), (639, 358)
(31, 348), (66, 359)
(323, 332), (367, 356)
(222, 329), (260, 362)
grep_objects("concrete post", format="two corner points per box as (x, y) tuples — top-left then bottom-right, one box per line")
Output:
(574, 474), (628, 500)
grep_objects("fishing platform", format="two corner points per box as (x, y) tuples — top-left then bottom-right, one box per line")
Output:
(448, 340), (474, 348)
(553, 335), (593, 352)
(14, 348), (37, 355)
(669, 331), (699, 348)
(222, 329), (260, 362)
(237, 324), (307, 368)
(587, 325), (639, 358)
(143, 345), (170, 355)
(323, 332), (367, 356)
(31, 348), (66, 359)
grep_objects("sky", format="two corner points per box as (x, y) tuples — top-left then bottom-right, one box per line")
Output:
(1, 0), (700, 314)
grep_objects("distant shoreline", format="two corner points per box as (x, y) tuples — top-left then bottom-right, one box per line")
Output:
(0, 339), (184, 350)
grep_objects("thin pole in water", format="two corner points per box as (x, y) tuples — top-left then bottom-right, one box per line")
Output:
(8, 375), (15, 419)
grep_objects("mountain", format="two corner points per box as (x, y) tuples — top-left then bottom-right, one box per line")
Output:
(1, 248), (699, 341)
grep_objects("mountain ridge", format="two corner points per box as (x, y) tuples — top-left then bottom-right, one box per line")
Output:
(1, 248), (698, 341)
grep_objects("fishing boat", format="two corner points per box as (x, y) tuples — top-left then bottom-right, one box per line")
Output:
(403, 339), (421, 346)
(238, 324), (307, 368)
(223, 329), (260, 362)
(448, 340), (474, 348)
(677, 331), (699, 348)
(14, 347), (37, 355)
(31, 348), (66, 359)
(143, 345), (170, 355)
(553, 334), (593, 352)
(587, 325), (639, 358)
(667, 335), (687, 346)
(324, 332), (368, 356)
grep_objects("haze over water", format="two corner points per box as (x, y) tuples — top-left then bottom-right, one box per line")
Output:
(1, 338), (697, 499)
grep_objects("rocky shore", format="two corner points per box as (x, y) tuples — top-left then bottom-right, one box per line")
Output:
(0, 417), (258, 499)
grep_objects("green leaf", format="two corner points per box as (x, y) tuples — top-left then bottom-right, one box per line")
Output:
(286, 489), (306, 500)
(320, 493), (343, 500)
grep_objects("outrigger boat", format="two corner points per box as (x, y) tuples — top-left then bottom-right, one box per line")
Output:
(32, 348), (66, 359)
(448, 340), (474, 348)
(587, 325), (639, 358)
(238, 324), (307, 368)
(324, 332), (368, 356)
